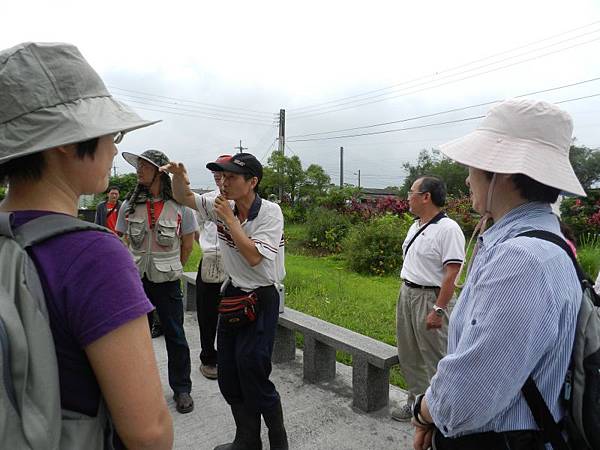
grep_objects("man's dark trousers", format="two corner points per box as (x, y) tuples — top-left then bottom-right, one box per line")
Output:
(142, 277), (192, 394)
(217, 284), (280, 412)
(195, 258), (221, 366)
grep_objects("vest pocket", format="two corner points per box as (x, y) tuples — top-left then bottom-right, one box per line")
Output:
(156, 219), (177, 247)
(127, 217), (146, 249)
(151, 254), (183, 282)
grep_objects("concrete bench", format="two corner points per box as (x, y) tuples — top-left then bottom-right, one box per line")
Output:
(182, 272), (197, 311)
(180, 271), (398, 413)
(272, 309), (398, 413)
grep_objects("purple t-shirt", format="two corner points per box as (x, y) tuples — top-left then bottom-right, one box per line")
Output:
(13, 211), (154, 416)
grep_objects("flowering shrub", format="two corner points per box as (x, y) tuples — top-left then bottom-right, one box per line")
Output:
(343, 213), (413, 276)
(560, 190), (600, 240)
(345, 196), (409, 220)
(445, 196), (478, 238)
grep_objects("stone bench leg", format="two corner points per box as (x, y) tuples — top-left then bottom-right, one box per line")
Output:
(303, 336), (336, 383)
(183, 280), (197, 312)
(352, 356), (390, 412)
(272, 325), (296, 363)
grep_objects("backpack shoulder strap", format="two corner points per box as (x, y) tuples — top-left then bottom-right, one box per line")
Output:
(404, 211), (447, 257)
(0, 212), (15, 239)
(517, 230), (587, 282)
(13, 214), (110, 248)
(517, 229), (579, 450)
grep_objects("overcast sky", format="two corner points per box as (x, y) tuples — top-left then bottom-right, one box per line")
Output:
(4, 0), (600, 189)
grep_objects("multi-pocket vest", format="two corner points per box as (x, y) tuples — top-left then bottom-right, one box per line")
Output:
(126, 199), (183, 283)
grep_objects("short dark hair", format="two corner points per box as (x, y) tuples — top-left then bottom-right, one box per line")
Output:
(243, 172), (260, 193)
(484, 171), (560, 203)
(417, 176), (447, 207)
(0, 137), (99, 184)
(511, 174), (560, 203)
(108, 185), (120, 192)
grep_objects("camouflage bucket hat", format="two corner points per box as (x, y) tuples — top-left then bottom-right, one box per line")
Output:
(0, 42), (160, 164)
(122, 149), (170, 169)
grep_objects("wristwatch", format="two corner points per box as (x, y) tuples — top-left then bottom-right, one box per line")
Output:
(412, 393), (432, 426)
(432, 305), (446, 317)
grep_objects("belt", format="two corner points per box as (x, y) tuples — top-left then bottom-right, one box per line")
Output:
(403, 279), (439, 290)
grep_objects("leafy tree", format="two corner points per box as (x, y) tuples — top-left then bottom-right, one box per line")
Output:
(300, 164), (331, 199)
(569, 144), (600, 190)
(401, 149), (468, 197)
(92, 172), (138, 206)
(259, 151), (331, 204)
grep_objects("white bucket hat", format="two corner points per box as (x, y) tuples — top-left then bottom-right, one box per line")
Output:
(0, 42), (160, 164)
(438, 98), (585, 196)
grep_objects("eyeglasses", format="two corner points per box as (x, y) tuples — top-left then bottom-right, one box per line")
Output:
(113, 131), (125, 144)
(408, 190), (426, 196)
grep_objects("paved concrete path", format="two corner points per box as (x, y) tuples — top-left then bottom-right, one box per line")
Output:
(153, 312), (415, 450)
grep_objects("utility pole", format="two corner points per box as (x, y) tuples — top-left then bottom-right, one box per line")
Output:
(339, 146), (344, 187)
(234, 140), (248, 153)
(278, 109), (286, 201)
(112, 162), (117, 178)
(357, 169), (361, 188)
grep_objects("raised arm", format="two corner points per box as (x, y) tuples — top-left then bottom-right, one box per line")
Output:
(160, 162), (197, 210)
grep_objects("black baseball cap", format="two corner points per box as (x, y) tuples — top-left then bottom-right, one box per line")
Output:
(206, 153), (263, 182)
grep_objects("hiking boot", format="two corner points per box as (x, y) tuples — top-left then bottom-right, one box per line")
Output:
(150, 322), (163, 338)
(200, 363), (218, 380)
(174, 392), (194, 414)
(263, 400), (288, 450)
(391, 403), (412, 422)
(214, 404), (262, 450)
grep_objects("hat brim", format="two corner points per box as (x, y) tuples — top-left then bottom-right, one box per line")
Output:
(206, 161), (253, 175)
(438, 129), (586, 197)
(122, 152), (161, 169)
(0, 95), (160, 164)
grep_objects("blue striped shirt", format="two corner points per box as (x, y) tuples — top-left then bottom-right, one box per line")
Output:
(425, 202), (580, 437)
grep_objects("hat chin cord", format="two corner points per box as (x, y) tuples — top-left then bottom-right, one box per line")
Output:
(454, 173), (497, 288)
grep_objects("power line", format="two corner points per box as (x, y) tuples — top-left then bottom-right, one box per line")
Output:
(287, 76), (600, 139)
(109, 85), (275, 117)
(287, 20), (600, 114)
(287, 33), (600, 120)
(127, 104), (274, 127)
(115, 96), (273, 125)
(115, 91), (277, 121)
(287, 92), (600, 142)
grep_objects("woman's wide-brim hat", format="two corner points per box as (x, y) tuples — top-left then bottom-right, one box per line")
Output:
(0, 42), (160, 164)
(438, 98), (585, 196)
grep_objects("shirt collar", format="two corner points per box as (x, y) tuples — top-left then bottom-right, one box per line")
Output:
(234, 194), (262, 221)
(480, 202), (554, 248)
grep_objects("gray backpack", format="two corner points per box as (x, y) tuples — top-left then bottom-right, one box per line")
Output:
(518, 230), (600, 450)
(0, 212), (114, 450)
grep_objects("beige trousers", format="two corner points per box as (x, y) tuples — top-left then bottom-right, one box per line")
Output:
(396, 283), (452, 405)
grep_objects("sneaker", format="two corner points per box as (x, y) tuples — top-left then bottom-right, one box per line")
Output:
(391, 403), (413, 422)
(200, 363), (218, 380)
(173, 392), (194, 414)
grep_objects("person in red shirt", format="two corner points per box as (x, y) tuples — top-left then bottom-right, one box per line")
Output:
(94, 186), (122, 233)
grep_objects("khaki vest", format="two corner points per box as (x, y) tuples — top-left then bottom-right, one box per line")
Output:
(126, 199), (183, 283)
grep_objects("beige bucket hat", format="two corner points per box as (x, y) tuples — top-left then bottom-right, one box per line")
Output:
(0, 42), (160, 164)
(438, 98), (585, 196)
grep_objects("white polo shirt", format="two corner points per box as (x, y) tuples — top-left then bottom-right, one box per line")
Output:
(399, 214), (465, 287)
(195, 190), (220, 253)
(194, 193), (285, 291)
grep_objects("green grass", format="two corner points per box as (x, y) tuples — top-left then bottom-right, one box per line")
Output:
(184, 241), (201, 272)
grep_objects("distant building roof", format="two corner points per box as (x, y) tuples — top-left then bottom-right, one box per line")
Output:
(191, 188), (212, 195)
(360, 187), (399, 197)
